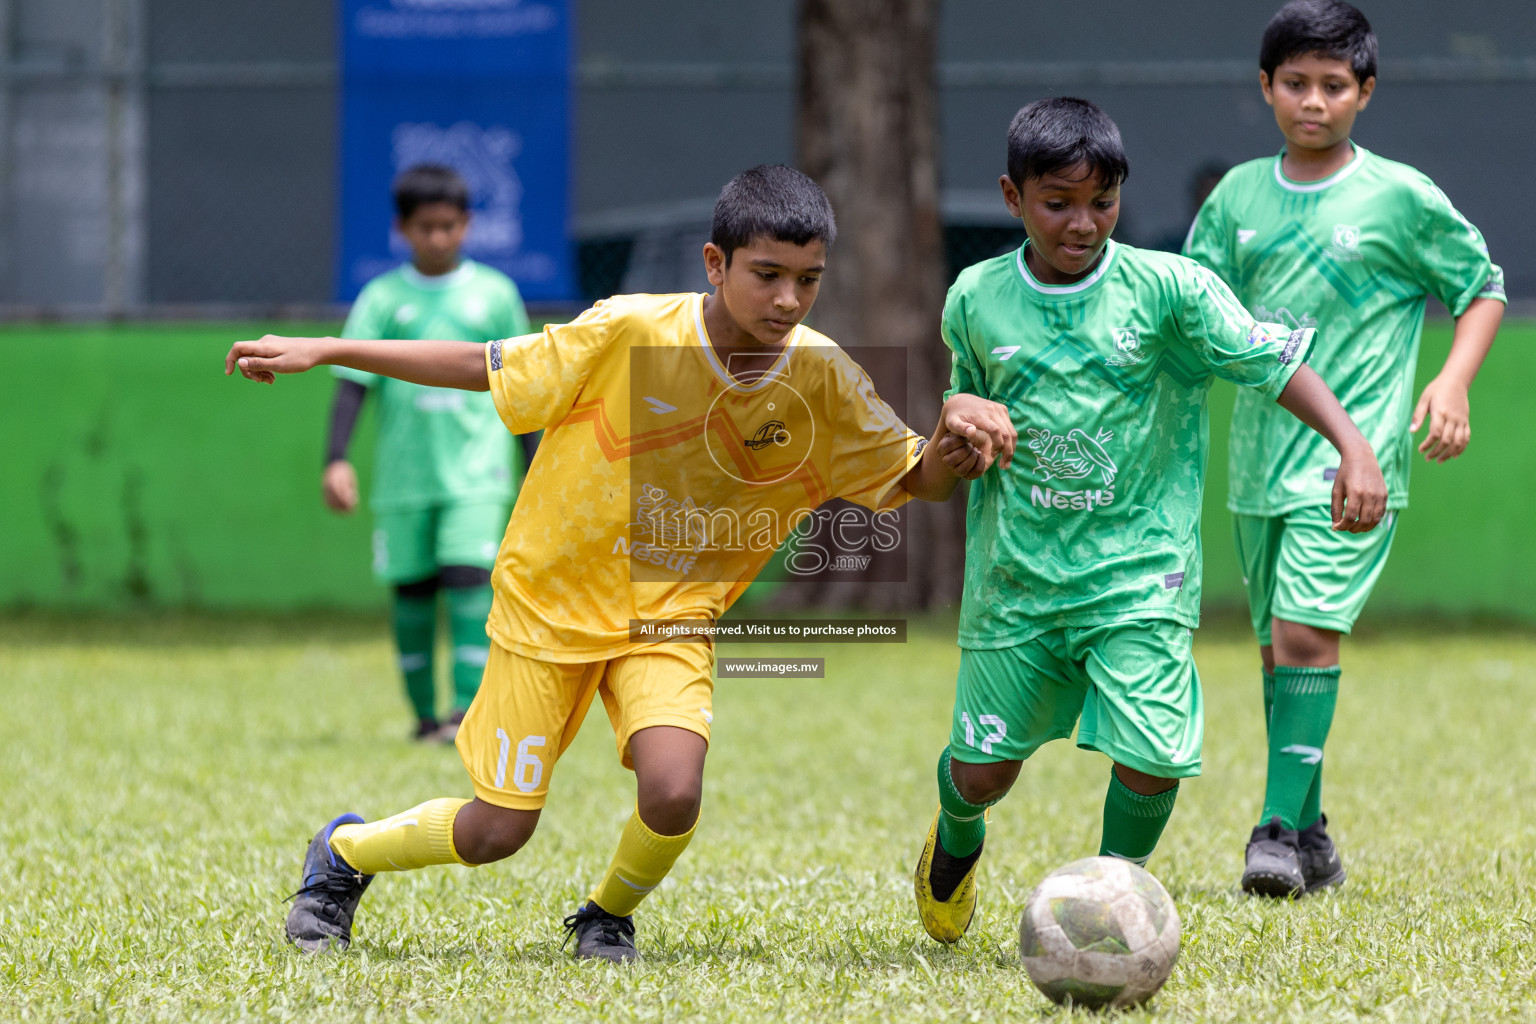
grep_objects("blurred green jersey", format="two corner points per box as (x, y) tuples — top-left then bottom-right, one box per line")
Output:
(1184, 145), (1505, 516)
(336, 259), (531, 512)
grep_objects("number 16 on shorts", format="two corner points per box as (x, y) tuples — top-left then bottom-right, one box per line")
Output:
(495, 729), (546, 793)
(960, 712), (1007, 755)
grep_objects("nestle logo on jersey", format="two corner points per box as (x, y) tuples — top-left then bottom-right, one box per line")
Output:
(1030, 486), (1116, 510)
(1026, 427), (1118, 512)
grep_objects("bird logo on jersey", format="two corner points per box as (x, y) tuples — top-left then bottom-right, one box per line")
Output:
(1027, 427), (1118, 487)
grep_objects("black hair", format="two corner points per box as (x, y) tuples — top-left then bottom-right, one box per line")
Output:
(1260, 0), (1378, 85)
(392, 164), (471, 220)
(710, 165), (837, 265)
(1006, 97), (1129, 189)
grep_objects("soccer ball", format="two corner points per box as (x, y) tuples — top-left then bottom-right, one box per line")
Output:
(1018, 856), (1181, 1010)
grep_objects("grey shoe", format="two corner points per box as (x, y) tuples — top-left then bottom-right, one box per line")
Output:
(562, 901), (639, 962)
(1297, 814), (1346, 894)
(1242, 816), (1305, 899)
(285, 813), (374, 952)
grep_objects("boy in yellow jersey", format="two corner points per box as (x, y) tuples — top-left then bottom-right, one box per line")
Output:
(227, 165), (1016, 961)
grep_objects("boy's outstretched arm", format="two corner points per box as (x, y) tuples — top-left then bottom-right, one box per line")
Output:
(902, 393), (1017, 502)
(225, 335), (490, 391)
(1410, 296), (1503, 463)
(1276, 365), (1388, 533)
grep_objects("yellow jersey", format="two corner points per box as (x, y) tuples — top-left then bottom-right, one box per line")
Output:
(483, 292), (924, 662)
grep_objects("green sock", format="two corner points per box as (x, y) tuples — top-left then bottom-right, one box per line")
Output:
(1262, 667), (1276, 737)
(1264, 666), (1324, 827)
(393, 592), (438, 722)
(1299, 765), (1323, 830)
(936, 747), (996, 857)
(445, 584), (493, 713)
(1099, 770), (1179, 866)
(1261, 665), (1340, 830)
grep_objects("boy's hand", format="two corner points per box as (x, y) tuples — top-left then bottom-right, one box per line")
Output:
(1331, 442), (1388, 533)
(936, 432), (986, 479)
(939, 393), (1016, 471)
(1410, 375), (1471, 463)
(225, 336), (327, 384)
(322, 460), (359, 513)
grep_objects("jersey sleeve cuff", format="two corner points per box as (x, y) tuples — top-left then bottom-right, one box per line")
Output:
(1260, 327), (1315, 400)
(866, 433), (928, 512)
(485, 338), (519, 434)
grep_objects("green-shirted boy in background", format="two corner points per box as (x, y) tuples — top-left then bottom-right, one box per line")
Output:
(1184, 0), (1505, 897)
(324, 163), (534, 742)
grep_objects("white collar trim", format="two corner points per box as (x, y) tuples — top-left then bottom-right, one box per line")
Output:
(692, 294), (801, 393)
(1273, 145), (1367, 193)
(1015, 240), (1117, 295)
(401, 261), (475, 290)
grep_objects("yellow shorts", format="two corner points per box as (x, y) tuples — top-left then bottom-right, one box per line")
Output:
(455, 640), (715, 810)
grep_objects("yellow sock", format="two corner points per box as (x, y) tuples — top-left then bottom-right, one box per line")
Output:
(589, 807), (697, 916)
(329, 798), (471, 874)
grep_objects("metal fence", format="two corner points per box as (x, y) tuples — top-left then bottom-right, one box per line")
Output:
(2, 0), (1532, 315)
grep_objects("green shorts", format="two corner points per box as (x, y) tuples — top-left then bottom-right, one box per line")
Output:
(949, 620), (1203, 779)
(1232, 505), (1399, 645)
(371, 500), (510, 584)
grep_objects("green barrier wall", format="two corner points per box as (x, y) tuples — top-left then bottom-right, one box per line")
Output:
(2, 324), (381, 609)
(3, 321), (1533, 619)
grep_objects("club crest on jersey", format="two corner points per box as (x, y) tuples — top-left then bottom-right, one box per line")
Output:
(745, 420), (792, 450)
(1106, 326), (1144, 367)
(1026, 427), (1119, 512)
(1325, 223), (1364, 262)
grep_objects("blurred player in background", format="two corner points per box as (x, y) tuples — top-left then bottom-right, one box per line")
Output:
(1147, 160), (1230, 254)
(912, 97), (1387, 946)
(229, 166), (1014, 963)
(1184, 0), (1505, 898)
(325, 164), (535, 743)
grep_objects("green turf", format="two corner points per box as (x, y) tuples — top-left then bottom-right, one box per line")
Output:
(2, 615), (1533, 1022)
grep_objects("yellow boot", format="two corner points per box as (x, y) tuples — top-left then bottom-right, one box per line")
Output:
(913, 808), (982, 943)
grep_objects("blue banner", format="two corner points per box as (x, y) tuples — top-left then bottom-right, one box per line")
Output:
(338, 0), (573, 303)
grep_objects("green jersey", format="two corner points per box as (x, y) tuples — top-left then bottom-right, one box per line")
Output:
(1183, 145), (1506, 516)
(945, 241), (1312, 649)
(337, 260), (531, 512)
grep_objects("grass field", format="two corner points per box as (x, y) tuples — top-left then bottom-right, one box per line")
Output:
(2, 615), (1534, 1023)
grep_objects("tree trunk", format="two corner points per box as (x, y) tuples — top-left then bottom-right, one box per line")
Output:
(793, 0), (963, 611)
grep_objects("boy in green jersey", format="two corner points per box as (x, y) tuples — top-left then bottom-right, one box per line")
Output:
(913, 97), (1389, 946)
(325, 164), (534, 742)
(1183, 0), (1506, 898)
